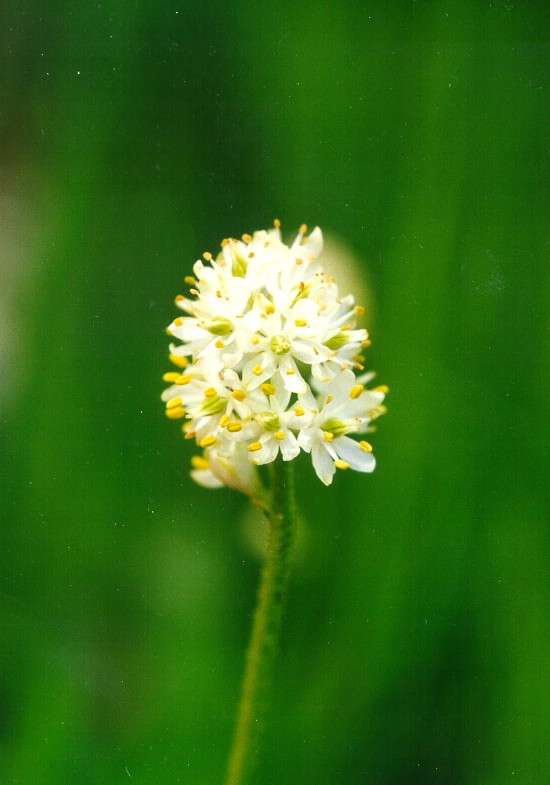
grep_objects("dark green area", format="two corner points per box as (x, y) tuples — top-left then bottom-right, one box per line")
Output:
(2, 1), (549, 783)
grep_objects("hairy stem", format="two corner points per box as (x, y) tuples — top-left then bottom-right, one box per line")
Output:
(224, 459), (296, 785)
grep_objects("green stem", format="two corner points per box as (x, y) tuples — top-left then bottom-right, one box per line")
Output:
(224, 459), (296, 785)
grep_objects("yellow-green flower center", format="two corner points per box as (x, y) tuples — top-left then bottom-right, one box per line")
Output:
(270, 335), (291, 355)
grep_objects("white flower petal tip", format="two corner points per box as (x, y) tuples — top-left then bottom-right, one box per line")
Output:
(162, 222), (387, 491)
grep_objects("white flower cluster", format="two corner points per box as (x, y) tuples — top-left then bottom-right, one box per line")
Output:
(162, 222), (387, 494)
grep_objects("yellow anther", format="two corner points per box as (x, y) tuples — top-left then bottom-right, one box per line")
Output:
(227, 422), (243, 433)
(286, 368), (296, 375)
(251, 334), (261, 345)
(341, 324), (352, 331)
(184, 275), (196, 285)
(374, 384), (389, 394)
(199, 435), (216, 448)
(242, 233), (252, 243)
(294, 405), (305, 416)
(165, 406), (186, 420)
(184, 429), (196, 439)
(369, 404), (387, 421)
(202, 251), (213, 261)
(261, 382), (276, 396)
(326, 394), (334, 404)
(362, 339), (372, 348)
(191, 456), (209, 470)
(189, 288), (199, 297)
(163, 372), (181, 383)
(166, 397), (182, 409)
(354, 354), (365, 364)
(219, 415), (230, 427)
(175, 294), (185, 303)
(204, 387), (217, 398)
(359, 440), (373, 452)
(175, 374), (191, 385)
(295, 258), (304, 265)
(299, 223), (308, 234)
(252, 364), (263, 376)
(350, 384), (364, 399)
(323, 431), (334, 442)
(265, 303), (275, 315)
(273, 218), (281, 229)
(232, 389), (246, 401)
(355, 305), (365, 316)
(248, 441), (262, 452)
(274, 431), (285, 441)
(335, 459), (350, 470)
(215, 339), (225, 348)
(170, 353), (188, 368)
(294, 319), (307, 327)
(174, 317), (183, 326)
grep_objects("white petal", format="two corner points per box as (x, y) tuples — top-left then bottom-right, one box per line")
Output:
(334, 436), (376, 473)
(303, 226), (323, 256)
(297, 428), (314, 453)
(280, 431), (300, 461)
(279, 356), (307, 393)
(251, 439), (279, 466)
(190, 468), (224, 489)
(311, 443), (335, 486)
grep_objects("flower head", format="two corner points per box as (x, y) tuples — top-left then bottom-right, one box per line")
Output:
(162, 222), (387, 491)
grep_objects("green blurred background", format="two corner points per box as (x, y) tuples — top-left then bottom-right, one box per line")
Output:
(2, 1), (550, 783)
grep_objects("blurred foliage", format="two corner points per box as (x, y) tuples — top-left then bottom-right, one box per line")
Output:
(1, 1), (550, 783)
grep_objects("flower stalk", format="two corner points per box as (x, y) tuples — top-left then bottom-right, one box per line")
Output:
(224, 459), (296, 785)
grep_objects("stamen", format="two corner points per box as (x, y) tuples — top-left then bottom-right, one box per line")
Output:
(165, 406), (186, 420)
(294, 319), (307, 327)
(204, 387), (217, 398)
(273, 218), (281, 229)
(323, 432), (334, 442)
(232, 389), (246, 401)
(350, 384), (364, 399)
(335, 459), (350, 470)
(252, 364), (263, 376)
(261, 382), (276, 396)
(163, 372), (181, 383)
(191, 456), (209, 470)
(359, 440), (373, 452)
(202, 251), (212, 261)
(227, 422), (242, 433)
(166, 397), (182, 409)
(184, 275), (196, 285)
(355, 305), (365, 316)
(199, 435), (216, 448)
(265, 303), (275, 315)
(248, 441), (262, 452)
(274, 431), (285, 441)
(373, 385), (389, 394)
(169, 353), (188, 368)
(294, 405), (305, 416)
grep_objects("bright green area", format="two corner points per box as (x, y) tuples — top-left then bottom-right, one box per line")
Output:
(2, 2), (549, 783)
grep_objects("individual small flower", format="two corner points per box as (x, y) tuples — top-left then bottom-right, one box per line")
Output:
(296, 370), (387, 485)
(162, 221), (387, 492)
